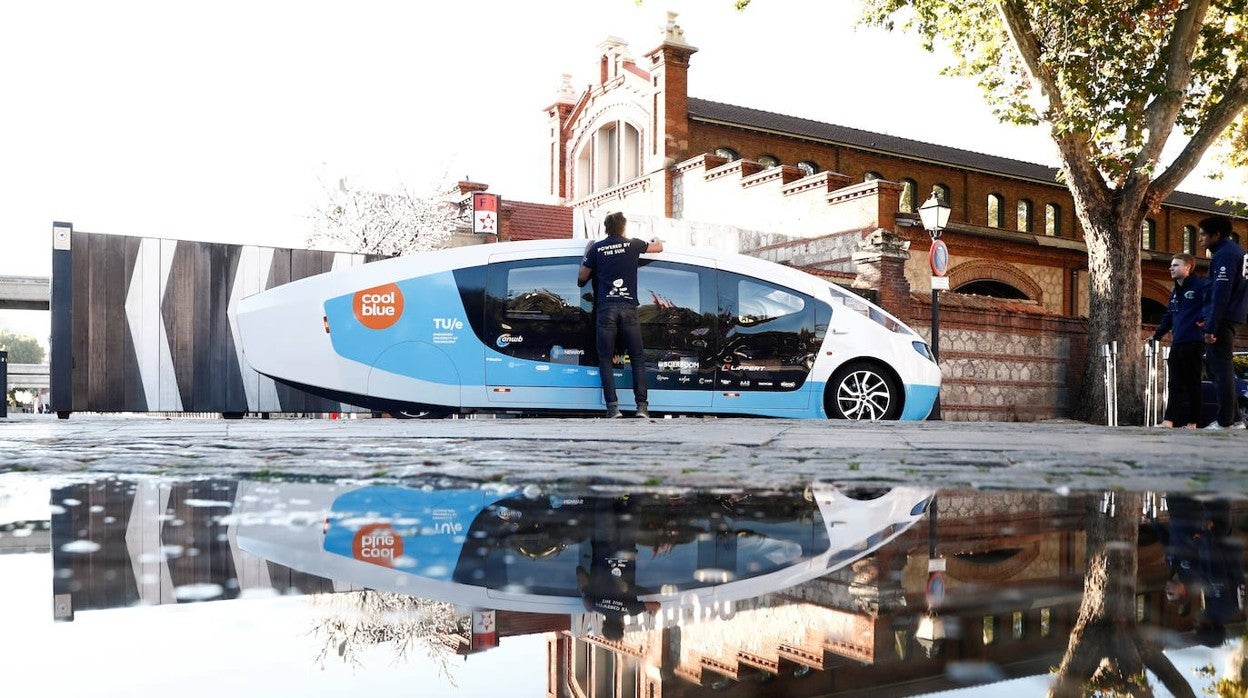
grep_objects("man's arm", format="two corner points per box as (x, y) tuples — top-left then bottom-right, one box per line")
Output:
(578, 265), (592, 287)
(646, 238), (663, 253)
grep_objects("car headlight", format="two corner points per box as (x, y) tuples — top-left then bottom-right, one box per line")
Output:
(912, 341), (936, 363)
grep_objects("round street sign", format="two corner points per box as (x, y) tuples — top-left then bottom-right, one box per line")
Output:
(929, 239), (950, 277)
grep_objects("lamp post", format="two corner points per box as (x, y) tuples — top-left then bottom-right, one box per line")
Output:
(918, 188), (951, 420)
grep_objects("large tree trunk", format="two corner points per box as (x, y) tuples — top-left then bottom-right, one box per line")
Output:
(1072, 198), (1146, 425)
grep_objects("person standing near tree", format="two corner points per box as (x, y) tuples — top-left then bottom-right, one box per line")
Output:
(1198, 216), (1248, 429)
(577, 212), (662, 419)
(1152, 253), (1208, 428)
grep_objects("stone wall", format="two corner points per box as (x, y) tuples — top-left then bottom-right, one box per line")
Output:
(907, 293), (1089, 422)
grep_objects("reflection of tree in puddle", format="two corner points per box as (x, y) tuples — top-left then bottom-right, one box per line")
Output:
(1050, 492), (1191, 698)
(1198, 640), (1248, 696)
(309, 590), (462, 684)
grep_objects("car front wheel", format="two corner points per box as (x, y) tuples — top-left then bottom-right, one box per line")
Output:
(827, 362), (903, 421)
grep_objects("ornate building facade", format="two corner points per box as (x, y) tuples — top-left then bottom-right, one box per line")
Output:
(537, 13), (1246, 420)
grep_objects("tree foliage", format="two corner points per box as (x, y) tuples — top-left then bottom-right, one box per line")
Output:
(0, 330), (46, 364)
(308, 177), (461, 256)
(308, 590), (462, 684)
(858, 0), (1248, 208)
(839, 0), (1248, 423)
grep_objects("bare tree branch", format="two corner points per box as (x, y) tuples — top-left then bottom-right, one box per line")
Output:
(997, 0), (1111, 208)
(1152, 66), (1248, 197)
(1133, 0), (1211, 174)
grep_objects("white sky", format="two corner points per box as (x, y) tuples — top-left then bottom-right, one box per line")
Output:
(0, 0), (1240, 347)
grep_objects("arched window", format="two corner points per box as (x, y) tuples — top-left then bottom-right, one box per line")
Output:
(1045, 203), (1062, 237)
(933, 183), (952, 208)
(1183, 224), (1196, 253)
(1142, 297), (1167, 325)
(899, 178), (918, 213)
(1142, 219), (1156, 249)
(987, 193), (1005, 228)
(577, 120), (643, 196)
(714, 147), (739, 161)
(796, 160), (819, 177)
(864, 171), (884, 182)
(757, 154), (780, 169)
(1017, 199), (1033, 232)
(955, 280), (1030, 299)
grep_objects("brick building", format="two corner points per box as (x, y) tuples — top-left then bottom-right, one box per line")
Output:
(532, 13), (1246, 421)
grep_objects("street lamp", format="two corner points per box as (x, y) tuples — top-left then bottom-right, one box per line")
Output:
(918, 188), (951, 419)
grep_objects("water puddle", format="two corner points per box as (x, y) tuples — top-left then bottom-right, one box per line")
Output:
(1, 473), (1243, 696)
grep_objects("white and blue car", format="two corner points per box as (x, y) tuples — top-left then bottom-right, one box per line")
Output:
(236, 239), (940, 419)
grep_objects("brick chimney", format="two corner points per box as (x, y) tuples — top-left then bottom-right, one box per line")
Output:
(545, 74), (578, 201)
(644, 12), (697, 169)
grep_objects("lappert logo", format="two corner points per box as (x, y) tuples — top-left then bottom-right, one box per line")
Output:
(353, 284), (404, 330)
(352, 522), (404, 567)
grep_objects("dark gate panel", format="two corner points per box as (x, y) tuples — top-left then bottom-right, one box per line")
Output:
(50, 226), (375, 414)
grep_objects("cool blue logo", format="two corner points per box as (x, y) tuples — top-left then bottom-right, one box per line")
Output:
(551, 345), (565, 359)
(496, 334), (524, 348)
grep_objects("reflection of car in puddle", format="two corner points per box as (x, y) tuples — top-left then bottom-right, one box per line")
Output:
(235, 482), (933, 621)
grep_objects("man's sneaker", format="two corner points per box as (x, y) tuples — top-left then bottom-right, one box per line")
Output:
(635, 405), (650, 419)
(1231, 421), (1247, 430)
(1204, 421), (1227, 430)
(605, 405), (623, 419)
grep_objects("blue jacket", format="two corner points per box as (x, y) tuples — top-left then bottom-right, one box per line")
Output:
(1154, 274), (1209, 344)
(1203, 236), (1248, 334)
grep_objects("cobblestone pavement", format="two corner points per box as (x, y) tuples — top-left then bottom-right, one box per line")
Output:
(1, 413), (1246, 493)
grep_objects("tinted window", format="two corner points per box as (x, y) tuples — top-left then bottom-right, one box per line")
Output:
(485, 258), (596, 365)
(718, 273), (824, 390)
(637, 261), (718, 390)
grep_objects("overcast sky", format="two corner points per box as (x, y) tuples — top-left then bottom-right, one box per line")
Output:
(0, 0), (1238, 345)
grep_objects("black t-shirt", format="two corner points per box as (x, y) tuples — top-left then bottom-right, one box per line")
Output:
(583, 237), (649, 306)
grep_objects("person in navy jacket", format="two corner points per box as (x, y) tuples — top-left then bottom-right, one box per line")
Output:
(1198, 216), (1248, 429)
(1152, 253), (1208, 428)
(578, 212), (663, 419)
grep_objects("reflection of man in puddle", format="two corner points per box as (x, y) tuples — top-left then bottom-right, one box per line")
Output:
(576, 496), (661, 641)
(1160, 497), (1245, 647)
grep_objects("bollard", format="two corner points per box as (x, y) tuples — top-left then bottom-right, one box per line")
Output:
(1110, 341), (1119, 427)
(1162, 346), (1170, 424)
(0, 350), (7, 418)
(1144, 342), (1155, 427)
(1101, 343), (1113, 426)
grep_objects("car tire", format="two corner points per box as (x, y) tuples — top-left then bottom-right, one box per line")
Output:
(826, 362), (903, 421)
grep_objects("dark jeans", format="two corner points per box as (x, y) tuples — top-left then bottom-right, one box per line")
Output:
(1164, 341), (1204, 426)
(1206, 322), (1241, 426)
(595, 303), (647, 407)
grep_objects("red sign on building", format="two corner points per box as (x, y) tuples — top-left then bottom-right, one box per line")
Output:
(472, 193), (500, 235)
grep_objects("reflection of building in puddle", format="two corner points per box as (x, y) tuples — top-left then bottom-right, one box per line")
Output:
(550, 491), (1245, 697)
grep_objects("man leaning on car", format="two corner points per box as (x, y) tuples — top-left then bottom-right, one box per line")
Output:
(1199, 215), (1248, 430)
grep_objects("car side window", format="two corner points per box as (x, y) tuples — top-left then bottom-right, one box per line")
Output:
(718, 272), (826, 390)
(484, 258), (596, 365)
(636, 260), (718, 388)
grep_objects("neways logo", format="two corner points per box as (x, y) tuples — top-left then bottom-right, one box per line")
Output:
(353, 283), (404, 330)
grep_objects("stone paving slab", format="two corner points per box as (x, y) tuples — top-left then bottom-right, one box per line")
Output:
(1, 413), (1245, 493)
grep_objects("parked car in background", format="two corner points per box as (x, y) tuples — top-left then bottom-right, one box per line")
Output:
(1199, 351), (1248, 426)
